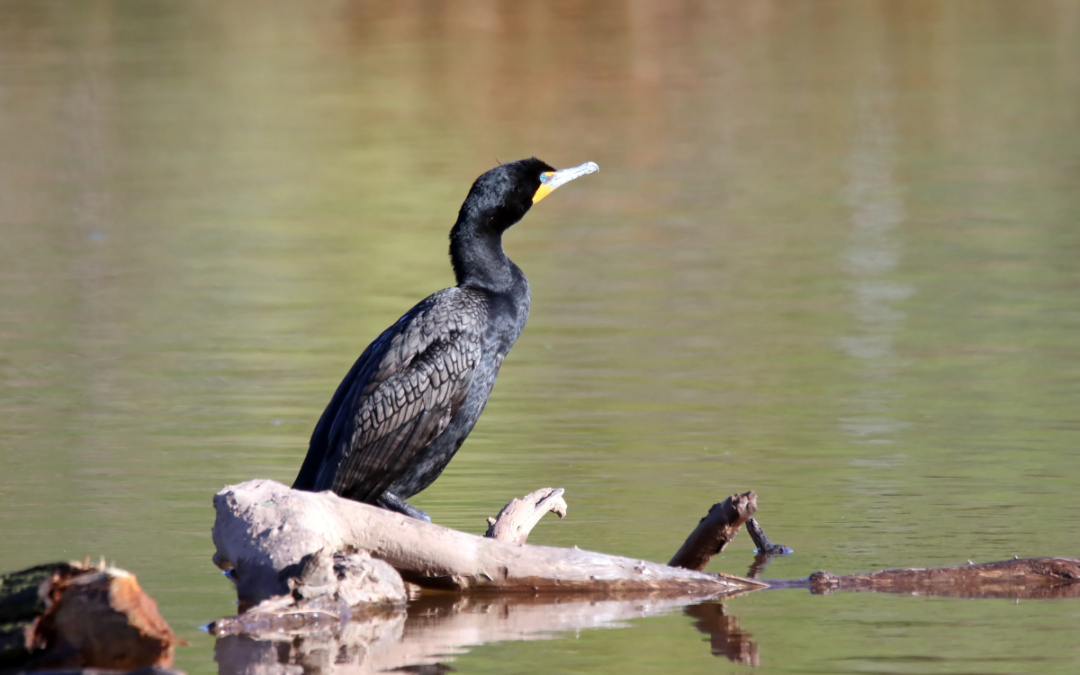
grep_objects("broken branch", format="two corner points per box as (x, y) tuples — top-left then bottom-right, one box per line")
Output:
(484, 487), (567, 544)
(669, 492), (756, 571)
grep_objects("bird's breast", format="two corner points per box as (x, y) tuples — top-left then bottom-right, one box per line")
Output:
(483, 285), (530, 356)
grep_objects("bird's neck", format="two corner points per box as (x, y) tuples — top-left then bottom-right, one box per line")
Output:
(449, 215), (521, 293)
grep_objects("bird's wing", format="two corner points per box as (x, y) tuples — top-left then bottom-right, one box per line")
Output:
(293, 337), (384, 491)
(309, 288), (487, 501)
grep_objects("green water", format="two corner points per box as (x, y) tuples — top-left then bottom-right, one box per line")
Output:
(2, 1), (1079, 672)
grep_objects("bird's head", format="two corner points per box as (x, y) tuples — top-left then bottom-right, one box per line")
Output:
(461, 157), (599, 233)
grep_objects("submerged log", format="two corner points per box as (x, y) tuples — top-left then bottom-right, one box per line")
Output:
(0, 561), (178, 672)
(799, 557), (1080, 599)
(212, 480), (764, 604)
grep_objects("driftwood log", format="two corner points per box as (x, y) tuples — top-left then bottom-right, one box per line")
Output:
(213, 481), (1080, 605)
(212, 480), (763, 604)
(209, 480), (1080, 673)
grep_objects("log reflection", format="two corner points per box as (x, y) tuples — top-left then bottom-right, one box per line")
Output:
(683, 602), (758, 666)
(214, 592), (752, 675)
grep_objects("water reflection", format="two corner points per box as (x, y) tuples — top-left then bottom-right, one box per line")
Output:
(214, 593), (757, 674)
(683, 602), (758, 666)
(836, 11), (913, 448)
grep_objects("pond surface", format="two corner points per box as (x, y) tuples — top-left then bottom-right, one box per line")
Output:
(2, 1), (1080, 673)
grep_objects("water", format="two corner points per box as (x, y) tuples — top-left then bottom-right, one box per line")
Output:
(2, 1), (1079, 672)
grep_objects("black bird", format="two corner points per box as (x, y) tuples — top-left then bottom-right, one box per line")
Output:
(293, 158), (598, 521)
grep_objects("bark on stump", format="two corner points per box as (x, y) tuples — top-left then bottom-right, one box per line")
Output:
(0, 561), (178, 672)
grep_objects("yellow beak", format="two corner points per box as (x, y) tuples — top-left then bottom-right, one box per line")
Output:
(533, 161), (600, 203)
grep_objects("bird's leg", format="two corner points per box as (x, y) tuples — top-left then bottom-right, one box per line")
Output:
(377, 492), (431, 522)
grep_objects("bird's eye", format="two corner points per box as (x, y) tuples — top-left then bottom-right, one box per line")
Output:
(539, 174), (548, 183)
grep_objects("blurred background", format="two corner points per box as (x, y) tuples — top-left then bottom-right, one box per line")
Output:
(2, 1), (1079, 673)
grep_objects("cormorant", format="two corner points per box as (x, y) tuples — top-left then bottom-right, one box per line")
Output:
(293, 158), (598, 521)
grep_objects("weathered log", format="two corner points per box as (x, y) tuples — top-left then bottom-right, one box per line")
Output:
(212, 480), (764, 603)
(0, 562), (177, 672)
(484, 487), (567, 544)
(799, 557), (1080, 599)
(669, 492), (756, 571)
